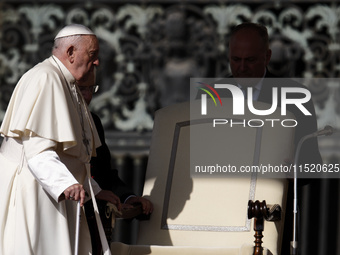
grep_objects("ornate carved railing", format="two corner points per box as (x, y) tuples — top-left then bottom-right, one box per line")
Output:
(2, 1), (340, 133)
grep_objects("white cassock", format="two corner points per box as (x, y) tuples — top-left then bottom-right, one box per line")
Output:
(0, 56), (102, 255)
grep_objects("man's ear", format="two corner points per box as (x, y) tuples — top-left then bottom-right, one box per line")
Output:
(66, 46), (75, 63)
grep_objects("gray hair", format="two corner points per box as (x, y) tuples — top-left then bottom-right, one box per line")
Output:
(52, 35), (84, 55)
(229, 22), (269, 50)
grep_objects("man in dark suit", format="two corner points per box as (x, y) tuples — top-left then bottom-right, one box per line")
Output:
(227, 22), (322, 166)
(78, 70), (153, 255)
(225, 22), (322, 254)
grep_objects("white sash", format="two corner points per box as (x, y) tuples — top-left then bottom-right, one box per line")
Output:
(86, 163), (112, 255)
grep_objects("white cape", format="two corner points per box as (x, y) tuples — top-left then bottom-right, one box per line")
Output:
(0, 56), (101, 255)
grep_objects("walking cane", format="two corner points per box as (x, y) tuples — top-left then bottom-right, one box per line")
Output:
(74, 200), (81, 255)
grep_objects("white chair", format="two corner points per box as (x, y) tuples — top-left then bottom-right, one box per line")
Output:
(111, 98), (295, 255)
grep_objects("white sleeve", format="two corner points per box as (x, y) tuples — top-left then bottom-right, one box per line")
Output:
(23, 136), (78, 202)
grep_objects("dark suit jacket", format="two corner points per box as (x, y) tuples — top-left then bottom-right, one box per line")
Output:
(258, 72), (322, 166)
(85, 112), (135, 218)
(90, 112), (135, 200)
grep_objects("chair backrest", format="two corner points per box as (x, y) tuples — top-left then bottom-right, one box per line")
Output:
(137, 98), (295, 255)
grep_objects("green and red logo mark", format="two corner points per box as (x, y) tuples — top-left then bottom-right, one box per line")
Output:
(197, 82), (222, 115)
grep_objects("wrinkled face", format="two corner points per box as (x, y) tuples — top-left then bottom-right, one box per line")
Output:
(228, 29), (271, 85)
(71, 35), (99, 82)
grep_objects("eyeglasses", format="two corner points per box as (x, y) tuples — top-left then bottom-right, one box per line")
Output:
(78, 85), (99, 93)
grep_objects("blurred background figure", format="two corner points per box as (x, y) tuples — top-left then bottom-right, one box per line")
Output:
(78, 69), (153, 255)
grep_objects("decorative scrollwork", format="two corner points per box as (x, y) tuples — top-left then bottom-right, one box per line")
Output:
(1, 1), (340, 135)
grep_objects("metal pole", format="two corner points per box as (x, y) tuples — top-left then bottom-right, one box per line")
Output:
(74, 201), (81, 255)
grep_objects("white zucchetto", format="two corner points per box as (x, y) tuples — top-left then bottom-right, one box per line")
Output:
(54, 24), (95, 40)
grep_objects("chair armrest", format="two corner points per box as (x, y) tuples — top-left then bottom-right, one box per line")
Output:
(248, 200), (282, 255)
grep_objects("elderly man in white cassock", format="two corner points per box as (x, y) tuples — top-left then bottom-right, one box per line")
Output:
(0, 24), (120, 255)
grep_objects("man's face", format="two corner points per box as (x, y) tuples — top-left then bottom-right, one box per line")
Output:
(228, 29), (271, 86)
(78, 70), (95, 105)
(72, 35), (99, 82)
